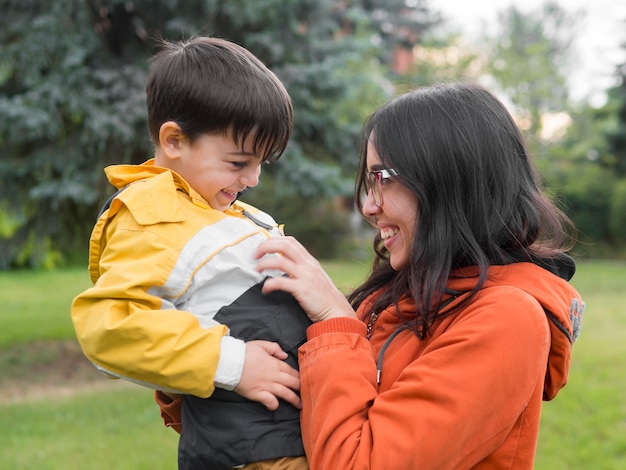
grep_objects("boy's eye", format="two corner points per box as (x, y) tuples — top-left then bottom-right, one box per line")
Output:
(230, 161), (248, 169)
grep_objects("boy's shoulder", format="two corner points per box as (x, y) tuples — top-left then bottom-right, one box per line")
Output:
(102, 166), (185, 226)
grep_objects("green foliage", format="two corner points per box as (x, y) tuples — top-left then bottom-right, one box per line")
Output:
(592, 85), (626, 175)
(539, 74), (626, 256)
(0, 202), (21, 238)
(602, 64), (626, 177)
(483, 1), (581, 141)
(0, 0), (404, 268)
(539, 140), (615, 247)
(561, 165), (614, 246)
(0, 0), (149, 268)
(396, 32), (480, 91)
(3, 0), (623, 266)
(609, 180), (626, 246)
(359, 0), (443, 66)
(537, 136), (615, 246)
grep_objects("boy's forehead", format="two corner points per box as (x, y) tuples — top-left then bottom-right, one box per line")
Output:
(227, 128), (272, 159)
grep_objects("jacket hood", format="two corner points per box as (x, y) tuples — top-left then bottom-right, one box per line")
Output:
(449, 255), (584, 401)
(103, 160), (255, 216)
(105, 159), (191, 191)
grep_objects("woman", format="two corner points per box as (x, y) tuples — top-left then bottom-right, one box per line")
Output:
(254, 83), (584, 469)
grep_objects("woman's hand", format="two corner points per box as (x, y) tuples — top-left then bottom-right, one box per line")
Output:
(255, 237), (357, 323)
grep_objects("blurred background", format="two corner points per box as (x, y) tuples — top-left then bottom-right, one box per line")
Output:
(1, 0), (625, 268)
(2, 2), (625, 468)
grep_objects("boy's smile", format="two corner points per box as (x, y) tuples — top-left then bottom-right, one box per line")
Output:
(155, 123), (263, 211)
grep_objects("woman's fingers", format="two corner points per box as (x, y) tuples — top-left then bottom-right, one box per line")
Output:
(255, 237), (358, 322)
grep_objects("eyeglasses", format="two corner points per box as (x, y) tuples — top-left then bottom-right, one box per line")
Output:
(365, 168), (398, 207)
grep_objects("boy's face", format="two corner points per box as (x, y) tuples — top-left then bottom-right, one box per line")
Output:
(164, 129), (263, 211)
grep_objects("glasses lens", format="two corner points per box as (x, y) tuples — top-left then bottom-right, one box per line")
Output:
(367, 172), (381, 206)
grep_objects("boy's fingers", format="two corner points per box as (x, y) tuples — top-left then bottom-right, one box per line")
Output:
(257, 391), (280, 411)
(274, 387), (302, 410)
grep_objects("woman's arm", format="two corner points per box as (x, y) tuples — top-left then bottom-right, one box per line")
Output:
(298, 293), (551, 469)
(155, 391), (183, 434)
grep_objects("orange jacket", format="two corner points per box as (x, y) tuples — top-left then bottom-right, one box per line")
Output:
(298, 262), (583, 469)
(157, 261), (583, 469)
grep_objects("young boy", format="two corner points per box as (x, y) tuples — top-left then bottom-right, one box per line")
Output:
(71, 37), (309, 470)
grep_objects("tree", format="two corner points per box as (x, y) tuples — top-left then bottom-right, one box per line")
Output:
(603, 36), (626, 178)
(360, 0), (442, 71)
(603, 30), (626, 247)
(0, 0), (461, 267)
(535, 61), (626, 254)
(483, 1), (581, 143)
(0, 0), (390, 267)
(0, 0), (150, 268)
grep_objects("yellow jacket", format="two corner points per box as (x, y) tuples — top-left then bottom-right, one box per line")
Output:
(71, 160), (286, 397)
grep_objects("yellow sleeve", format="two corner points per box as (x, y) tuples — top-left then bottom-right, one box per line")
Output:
(71, 214), (227, 398)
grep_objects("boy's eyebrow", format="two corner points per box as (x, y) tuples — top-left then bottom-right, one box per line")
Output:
(227, 150), (257, 156)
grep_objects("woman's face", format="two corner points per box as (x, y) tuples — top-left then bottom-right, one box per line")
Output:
(362, 139), (419, 271)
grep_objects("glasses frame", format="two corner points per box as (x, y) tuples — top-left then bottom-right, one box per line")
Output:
(366, 168), (398, 207)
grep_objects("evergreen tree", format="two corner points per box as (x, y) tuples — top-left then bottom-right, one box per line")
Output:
(0, 0), (388, 266)
(605, 45), (626, 177)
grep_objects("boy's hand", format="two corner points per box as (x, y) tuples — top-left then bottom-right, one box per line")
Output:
(234, 340), (301, 411)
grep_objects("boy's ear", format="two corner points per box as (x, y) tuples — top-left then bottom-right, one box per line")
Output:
(159, 121), (185, 160)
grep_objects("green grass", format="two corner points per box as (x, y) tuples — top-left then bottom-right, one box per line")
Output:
(3, 387), (177, 470)
(0, 268), (92, 347)
(535, 261), (626, 469)
(317, 258), (371, 293)
(1, 260), (624, 469)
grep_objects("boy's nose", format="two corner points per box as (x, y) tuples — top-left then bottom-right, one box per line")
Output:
(241, 166), (261, 188)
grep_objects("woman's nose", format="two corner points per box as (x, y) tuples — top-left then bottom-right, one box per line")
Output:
(362, 188), (380, 217)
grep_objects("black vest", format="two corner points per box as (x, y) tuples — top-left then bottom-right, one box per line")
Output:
(178, 282), (311, 470)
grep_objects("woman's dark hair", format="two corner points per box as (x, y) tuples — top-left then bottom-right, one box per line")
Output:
(145, 36), (293, 162)
(349, 82), (576, 338)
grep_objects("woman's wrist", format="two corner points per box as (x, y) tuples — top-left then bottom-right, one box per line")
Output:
(306, 316), (367, 339)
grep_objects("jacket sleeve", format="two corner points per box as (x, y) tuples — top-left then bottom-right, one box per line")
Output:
(298, 289), (551, 470)
(71, 214), (230, 398)
(155, 390), (183, 433)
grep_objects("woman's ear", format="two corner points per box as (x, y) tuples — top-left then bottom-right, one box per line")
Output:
(158, 121), (185, 161)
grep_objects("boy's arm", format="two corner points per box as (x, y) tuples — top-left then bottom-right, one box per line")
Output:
(72, 225), (302, 405)
(154, 340), (302, 433)
(73, 194), (302, 405)
(71, 226), (228, 398)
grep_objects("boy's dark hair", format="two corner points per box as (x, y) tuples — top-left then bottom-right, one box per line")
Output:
(146, 37), (293, 162)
